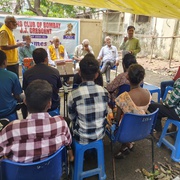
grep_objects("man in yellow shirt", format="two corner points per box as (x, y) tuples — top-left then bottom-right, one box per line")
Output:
(47, 36), (69, 86)
(0, 16), (24, 78)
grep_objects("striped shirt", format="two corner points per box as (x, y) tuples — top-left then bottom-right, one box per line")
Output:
(68, 81), (109, 144)
(0, 112), (72, 163)
(165, 78), (180, 118)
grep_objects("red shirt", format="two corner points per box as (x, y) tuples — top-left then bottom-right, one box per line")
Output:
(0, 112), (72, 163)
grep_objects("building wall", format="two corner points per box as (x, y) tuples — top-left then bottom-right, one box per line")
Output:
(99, 11), (180, 61)
(80, 19), (102, 57)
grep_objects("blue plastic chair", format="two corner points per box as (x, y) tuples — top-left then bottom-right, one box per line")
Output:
(109, 84), (130, 109)
(0, 146), (67, 180)
(162, 86), (173, 101)
(2, 111), (18, 122)
(157, 119), (180, 162)
(72, 139), (106, 180)
(100, 64), (118, 77)
(143, 83), (161, 102)
(106, 109), (159, 179)
(48, 107), (60, 117)
(117, 84), (130, 96)
(72, 83), (79, 89)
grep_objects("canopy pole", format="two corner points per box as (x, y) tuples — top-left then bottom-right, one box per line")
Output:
(168, 19), (179, 68)
(149, 17), (157, 63)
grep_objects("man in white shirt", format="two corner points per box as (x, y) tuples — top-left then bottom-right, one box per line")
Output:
(97, 36), (119, 83)
(73, 39), (94, 69)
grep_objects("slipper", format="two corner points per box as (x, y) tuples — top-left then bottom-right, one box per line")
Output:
(153, 131), (161, 140)
(114, 147), (130, 159)
(126, 142), (134, 151)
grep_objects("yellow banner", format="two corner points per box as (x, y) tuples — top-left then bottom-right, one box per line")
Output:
(49, 0), (180, 19)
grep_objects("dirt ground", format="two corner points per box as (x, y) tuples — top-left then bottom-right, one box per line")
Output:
(137, 57), (179, 78)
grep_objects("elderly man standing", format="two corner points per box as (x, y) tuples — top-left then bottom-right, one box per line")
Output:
(0, 16), (24, 77)
(73, 39), (94, 62)
(120, 25), (141, 59)
(97, 36), (119, 83)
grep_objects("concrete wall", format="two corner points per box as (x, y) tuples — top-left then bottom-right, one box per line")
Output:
(80, 19), (102, 58)
(101, 11), (180, 61)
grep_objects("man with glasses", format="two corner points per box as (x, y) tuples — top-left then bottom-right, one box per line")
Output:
(0, 16), (24, 77)
(73, 39), (94, 69)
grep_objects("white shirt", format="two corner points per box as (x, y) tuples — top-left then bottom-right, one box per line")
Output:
(97, 45), (119, 63)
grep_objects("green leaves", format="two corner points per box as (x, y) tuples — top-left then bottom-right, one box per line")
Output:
(0, 0), (96, 18)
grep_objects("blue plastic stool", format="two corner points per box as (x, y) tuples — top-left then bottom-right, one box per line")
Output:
(72, 139), (106, 180)
(143, 83), (161, 102)
(48, 108), (60, 117)
(157, 119), (180, 162)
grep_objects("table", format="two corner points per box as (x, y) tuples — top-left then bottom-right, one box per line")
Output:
(56, 60), (75, 78)
(143, 83), (161, 102)
(56, 60), (75, 117)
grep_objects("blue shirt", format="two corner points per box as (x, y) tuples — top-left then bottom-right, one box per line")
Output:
(68, 81), (109, 144)
(18, 44), (36, 69)
(0, 68), (22, 117)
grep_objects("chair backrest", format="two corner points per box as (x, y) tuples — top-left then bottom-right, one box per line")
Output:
(0, 146), (65, 180)
(117, 84), (130, 97)
(162, 86), (173, 101)
(2, 112), (18, 122)
(48, 107), (60, 117)
(114, 109), (159, 143)
(72, 83), (79, 89)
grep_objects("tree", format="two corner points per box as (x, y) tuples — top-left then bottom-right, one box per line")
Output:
(0, 0), (16, 13)
(0, 0), (96, 18)
(22, 0), (77, 17)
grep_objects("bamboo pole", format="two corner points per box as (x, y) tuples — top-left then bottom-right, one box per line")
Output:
(150, 17), (157, 63)
(168, 19), (179, 68)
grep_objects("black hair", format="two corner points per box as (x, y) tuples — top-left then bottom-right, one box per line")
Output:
(127, 25), (135, 31)
(0, 50), (7, 66)
(79, 53), (99, 81)
(25, 79), (52, 113)
(128, 64), (145, 85)
(122, 53), (137, 70)
(32, 48), (47, 64)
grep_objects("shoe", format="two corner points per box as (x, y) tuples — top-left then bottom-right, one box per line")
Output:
(126, 142), (134, 151)
(63, 82), (70, 87)
(0, 118), (9, 131)
(114, 147), (130, 159)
